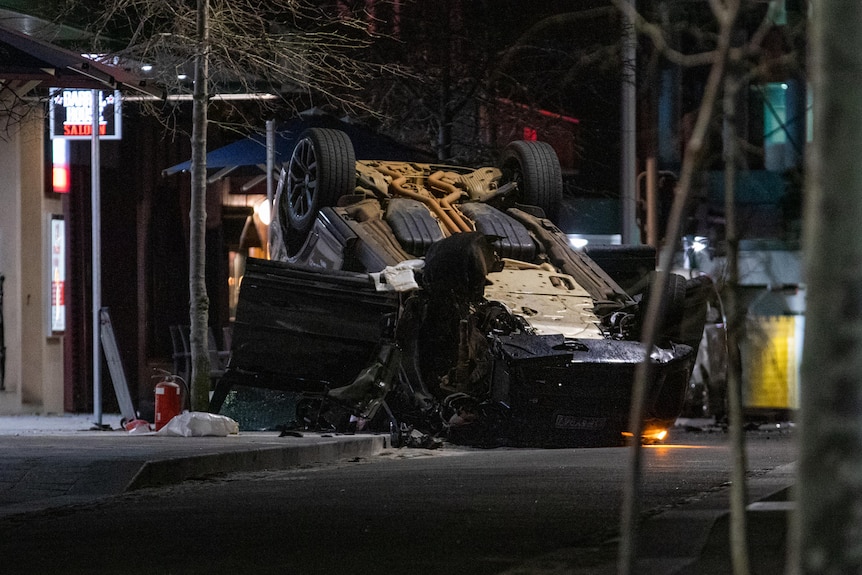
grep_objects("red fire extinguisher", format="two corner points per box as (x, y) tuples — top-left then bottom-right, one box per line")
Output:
(154, 375), (185, 431)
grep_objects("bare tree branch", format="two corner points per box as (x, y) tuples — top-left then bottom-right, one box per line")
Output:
(612, 0), (718, 68)
(78, 0), (404, 124)
(617, 1), (760, 574)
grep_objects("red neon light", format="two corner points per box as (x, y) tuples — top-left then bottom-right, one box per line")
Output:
(63, 124), (107, 137)
(498, 98), (580, 124)
(52, 279), (65, 305)
(53, 165), (70, 194)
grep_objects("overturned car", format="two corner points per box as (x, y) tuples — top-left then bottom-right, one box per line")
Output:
(212, 128), (710, 447)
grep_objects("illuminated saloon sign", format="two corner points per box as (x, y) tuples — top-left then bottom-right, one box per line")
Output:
(49, 89), (122, 140)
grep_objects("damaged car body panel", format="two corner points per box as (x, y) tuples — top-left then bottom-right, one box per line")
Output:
(483, 264), (604, 339)
(224, 261), (399, 395)
(490, 334), (694, 446)
(213, 128), (708, 447)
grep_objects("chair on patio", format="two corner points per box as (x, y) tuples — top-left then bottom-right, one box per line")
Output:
(169, 325), (191, 386)
(170, 325), (231, 389)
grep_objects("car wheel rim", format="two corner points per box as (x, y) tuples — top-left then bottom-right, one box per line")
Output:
(287, 138), (318, 221)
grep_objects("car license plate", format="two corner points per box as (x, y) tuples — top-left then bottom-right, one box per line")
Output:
(555, 415), (607, 430)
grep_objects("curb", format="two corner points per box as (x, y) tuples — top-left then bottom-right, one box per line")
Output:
(671, 485), (795, 574)
(655, 462), (797, 575)
(126, 434), (388, 490)
(0, 433), (390, 520)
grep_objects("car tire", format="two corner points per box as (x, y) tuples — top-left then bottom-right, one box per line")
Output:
(500, 140), (563, 221)
(639, 271), (687, 343)
(280, 128), (356, 237)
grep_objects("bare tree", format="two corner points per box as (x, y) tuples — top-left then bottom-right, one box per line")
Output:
(616, 0), (740, 568)
(613, 1), (797, 573)
(364, 2), (625, 174)
(356, 0), (495, 164)
(188, 0), (210, 411)
(66, 0), (401, 410)
(792, 2), (862, 573)
(722, 67), (749, 575)
(80, 0), (399, 125)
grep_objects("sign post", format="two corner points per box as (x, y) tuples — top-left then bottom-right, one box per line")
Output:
(49, 87), (123, 427)
(91, 89), (103, 427)
(50, 89), (122, 140)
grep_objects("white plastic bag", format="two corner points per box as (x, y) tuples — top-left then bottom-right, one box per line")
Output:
(155, 411), (239, 437)
(371, 259), (424, 292)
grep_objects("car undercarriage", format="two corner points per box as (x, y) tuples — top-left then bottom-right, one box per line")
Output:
(211, 128), (711, 447)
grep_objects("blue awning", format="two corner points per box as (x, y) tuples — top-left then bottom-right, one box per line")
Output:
(162, 132), (288, 176)
(162, 114), (430, 177)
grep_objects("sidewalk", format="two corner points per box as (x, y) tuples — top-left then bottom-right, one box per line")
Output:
(638, 462), (795, 575)
(0, 413), (125, 435)
(0, 413), (388, 519)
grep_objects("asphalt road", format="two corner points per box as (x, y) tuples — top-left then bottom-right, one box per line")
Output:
(0, 428), (796, 575)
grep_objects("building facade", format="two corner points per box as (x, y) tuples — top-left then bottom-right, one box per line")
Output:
(0, 113), (65, 414)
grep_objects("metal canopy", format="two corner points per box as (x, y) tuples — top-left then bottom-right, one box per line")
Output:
(0, 23), (162, 97)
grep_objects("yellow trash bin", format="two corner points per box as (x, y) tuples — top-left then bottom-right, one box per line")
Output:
(742, 315), (803, 410)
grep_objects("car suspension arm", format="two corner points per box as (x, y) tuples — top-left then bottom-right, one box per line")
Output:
(388, 175), (473, 235)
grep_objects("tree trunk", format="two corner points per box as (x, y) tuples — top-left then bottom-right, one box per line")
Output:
(617, 2), (740, 573)
(189, 0), (211, 412)
(723, 71), (750, 575)
(794, 2), (862, 573)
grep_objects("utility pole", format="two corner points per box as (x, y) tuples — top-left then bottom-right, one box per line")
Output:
(620, 0), (639, 245)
